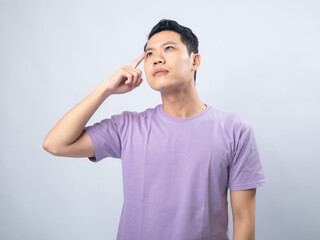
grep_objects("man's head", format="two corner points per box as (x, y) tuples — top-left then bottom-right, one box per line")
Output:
(143, 19), (200, 93)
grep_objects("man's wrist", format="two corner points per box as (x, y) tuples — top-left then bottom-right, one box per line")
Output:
(96, 83), (113, 99)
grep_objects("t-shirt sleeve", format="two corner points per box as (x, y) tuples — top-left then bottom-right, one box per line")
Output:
(83, 113), (124, 162)
(228, 123), (267, 191)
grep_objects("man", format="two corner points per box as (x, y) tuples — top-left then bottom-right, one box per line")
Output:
(43, 19), (267, 240)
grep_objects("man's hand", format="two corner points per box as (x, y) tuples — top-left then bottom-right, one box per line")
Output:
(102, 53), (145, 95)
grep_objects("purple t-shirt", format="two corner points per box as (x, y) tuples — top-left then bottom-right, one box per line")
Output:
(84, 103), (267, 240)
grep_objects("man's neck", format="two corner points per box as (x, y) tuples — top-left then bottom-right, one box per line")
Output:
(160, 84), (207, 119)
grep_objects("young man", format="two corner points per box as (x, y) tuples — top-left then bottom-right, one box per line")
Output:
(43, 19), (267, 240)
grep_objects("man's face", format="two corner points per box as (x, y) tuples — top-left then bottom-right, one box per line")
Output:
(144, 30), (197, 93)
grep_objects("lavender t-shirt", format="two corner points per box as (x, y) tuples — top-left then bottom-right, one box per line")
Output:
(84, 103), (267, 240)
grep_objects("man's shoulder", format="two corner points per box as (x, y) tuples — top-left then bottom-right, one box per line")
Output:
(112, 104), (159, 122)
(207, 106), (251, 130)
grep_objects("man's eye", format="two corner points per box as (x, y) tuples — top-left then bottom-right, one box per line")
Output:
(165, 46), (173, 51)
(146, 52), (152, 57)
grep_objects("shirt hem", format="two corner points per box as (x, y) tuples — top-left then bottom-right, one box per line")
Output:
(229, 179), (268, 191)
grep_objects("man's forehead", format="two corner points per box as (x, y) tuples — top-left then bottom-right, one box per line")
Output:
(145, 31), (182, 50)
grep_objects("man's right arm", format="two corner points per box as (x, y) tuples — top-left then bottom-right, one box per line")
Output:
(42, 85), (113, 157)
(42, 53), (145, 158)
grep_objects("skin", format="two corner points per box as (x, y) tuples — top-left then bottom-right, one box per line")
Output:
(143, 30), (206, 119)
(231, 188), (256, 240)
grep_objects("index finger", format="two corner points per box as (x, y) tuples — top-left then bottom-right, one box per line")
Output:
(129, 53), (145, 68)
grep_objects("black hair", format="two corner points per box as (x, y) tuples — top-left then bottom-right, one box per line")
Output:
(144, 19), (199, 85)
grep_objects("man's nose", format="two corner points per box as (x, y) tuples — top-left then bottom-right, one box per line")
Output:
(153, 54), (165, 65)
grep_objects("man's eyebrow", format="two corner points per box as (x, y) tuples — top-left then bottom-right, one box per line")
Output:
(144, 41), (178, 52)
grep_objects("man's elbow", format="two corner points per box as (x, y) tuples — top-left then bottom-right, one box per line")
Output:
(42, 139), (60, 156)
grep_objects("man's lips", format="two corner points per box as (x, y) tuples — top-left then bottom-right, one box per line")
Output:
(153, 69), (169, 76)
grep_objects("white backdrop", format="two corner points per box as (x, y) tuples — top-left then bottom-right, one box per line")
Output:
(1, 0), (319, 239)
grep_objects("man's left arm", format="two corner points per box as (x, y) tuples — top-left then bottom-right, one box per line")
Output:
(230, 188), (256, 240)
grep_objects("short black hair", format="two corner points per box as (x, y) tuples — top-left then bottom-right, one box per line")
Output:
(144, 19), (199, 85)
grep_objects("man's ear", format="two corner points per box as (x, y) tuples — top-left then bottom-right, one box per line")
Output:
(192, 53), (201, 71)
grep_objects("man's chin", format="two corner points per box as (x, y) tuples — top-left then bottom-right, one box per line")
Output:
(148, 77), (186, 93)
(151, 83), (180, 95)
(149, 78), (168, 89)
(149, 79), (171, 90)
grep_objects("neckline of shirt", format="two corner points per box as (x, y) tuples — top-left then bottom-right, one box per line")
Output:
(157, 103), (210, 123)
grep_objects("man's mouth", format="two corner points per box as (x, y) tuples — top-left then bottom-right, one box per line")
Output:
(153, 68), (169, 76)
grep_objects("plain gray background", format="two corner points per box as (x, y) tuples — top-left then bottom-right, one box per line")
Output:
(1, 0), (319, 239)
